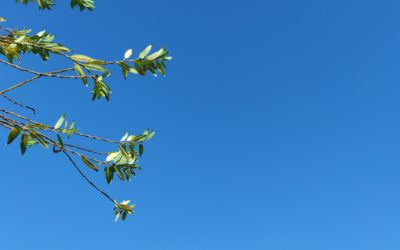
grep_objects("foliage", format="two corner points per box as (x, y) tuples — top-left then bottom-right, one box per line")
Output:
(16, 0), (95, 11)
(0, 1), (171, 221)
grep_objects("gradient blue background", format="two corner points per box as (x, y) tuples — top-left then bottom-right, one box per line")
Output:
(1, 0), (400, 249)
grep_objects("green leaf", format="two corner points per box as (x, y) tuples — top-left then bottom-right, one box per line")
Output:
(139, 144), (144, 157)
(119, 204), (133, 212)
(104, 167), (113, 184)
(121, 211), (127, 220)
(66, 128), (77, 137)
(139, 45), (152, 59)
(106, 152), (119, 162)
(27, 124), (48, 130)
(70, 54), (99, 63)
(57, 134), (64, 148)
(69, 121), (75, 130)
(29, 132), (48, 149)
(124, 49), (132, 59)
(84, 63), (108, 72)
(118, 62), (132, 78)
(124, 168), (131, 181)
(36, 30), (46, 37)
(70, 0), (95, 11)
(0, 17), (6, 22)
(54, 114), (65, 129)
(119, 200), (134, 213)
(120, 199), (130, 205)
(20, 134), (28, 155)
(114, 208), (121, 222)
(27, 139), (38, 147)
(7, 127), (20, 144)
(74, 63), (88, 86)
(147, 131), (156, 140)
(119, 146), (130, 160)
(129, 68), (139, 74)
(147, 48), (166, 60)
(120, 132), (129, 142)
(81, 156), (98, 172)
(14, 35), (26, 43)
(115, 166), (124, 180)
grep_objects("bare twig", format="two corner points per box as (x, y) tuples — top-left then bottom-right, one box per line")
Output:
(63, 151), (118, 206)
(0, 75), (42, 95)
(1, 94), (36, 115)
(0, 108), (120, 144)
(0, 59), (90, 79)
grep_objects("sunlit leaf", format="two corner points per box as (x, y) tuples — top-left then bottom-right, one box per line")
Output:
(139, 45), (152, 59)
(54, 114), (65, 129)
(71, 54), (100, 63)
(124, 49), (132, 59)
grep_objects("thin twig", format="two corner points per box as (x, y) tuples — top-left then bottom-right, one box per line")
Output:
(0, 75), (41, 95)
(0, 59), (91, 79)
(63, 151), (118, 206)
(1, 94), (36, 115)
(63, 143), (107, 156)
(0, 108), (120, 143)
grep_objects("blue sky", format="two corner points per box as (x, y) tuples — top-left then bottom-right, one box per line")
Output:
(1, 0), (400, 249)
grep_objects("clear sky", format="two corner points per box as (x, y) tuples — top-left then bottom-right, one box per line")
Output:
(1, 0), (400, 249)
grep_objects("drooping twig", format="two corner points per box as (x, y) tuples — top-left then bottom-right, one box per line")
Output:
(1, 94), (36, 115)
(63, 151), (118, 206)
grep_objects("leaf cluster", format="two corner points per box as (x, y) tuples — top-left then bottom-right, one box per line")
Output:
(2, 110), (157, 221)
(0, 26), (172, 101)
(0, 29), (70, 62)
